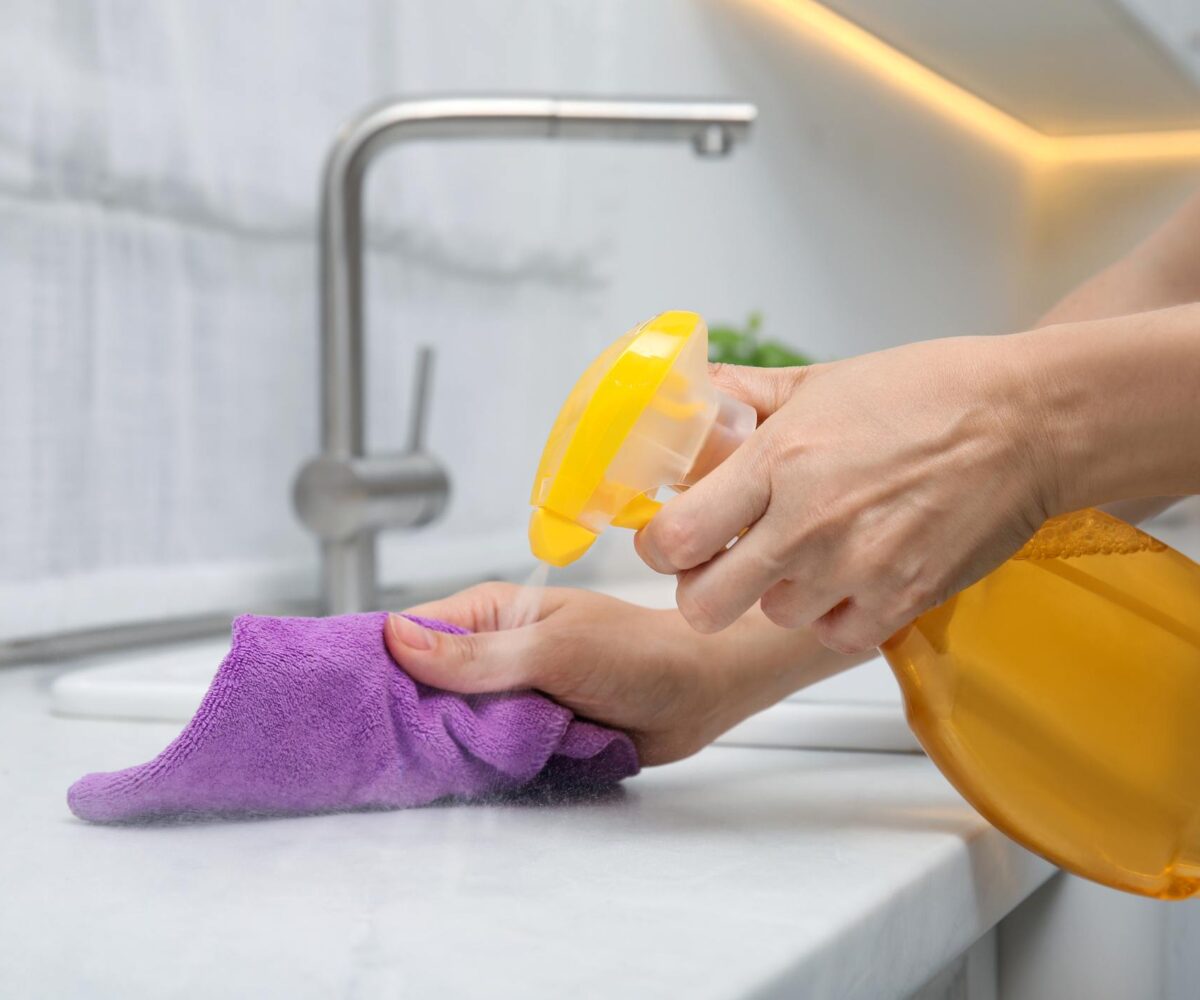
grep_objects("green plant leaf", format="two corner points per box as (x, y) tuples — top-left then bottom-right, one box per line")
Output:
(708, 327), (758, 365)
(706, 313), (812, 368)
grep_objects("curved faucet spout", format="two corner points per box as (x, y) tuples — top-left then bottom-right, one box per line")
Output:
(302, 95), (756, 614)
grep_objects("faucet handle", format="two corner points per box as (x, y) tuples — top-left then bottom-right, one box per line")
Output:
(406, 345), (434, 453)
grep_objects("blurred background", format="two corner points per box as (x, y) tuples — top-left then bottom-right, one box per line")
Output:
(3, 0), (1200, 644)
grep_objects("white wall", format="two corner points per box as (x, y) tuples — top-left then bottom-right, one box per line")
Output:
(0, 0), (1190, 638)
(1020, 157), (1200, 317)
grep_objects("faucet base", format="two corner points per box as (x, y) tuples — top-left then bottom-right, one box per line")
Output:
(322, 536), (378, 615)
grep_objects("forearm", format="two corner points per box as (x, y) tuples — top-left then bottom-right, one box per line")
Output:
(1032, 190), (1200, 522)
(1016, 304), (1200, 516)
(1037, 189), (1200, 328)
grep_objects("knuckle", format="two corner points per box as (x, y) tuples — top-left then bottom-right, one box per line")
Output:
(676, 585), (724, 634)
(459, 581), (519, 632)
(874, 611), (911, 647)
(866, 553), (944, 625)
(761, 602), (800, 629)
(761, 538), (799, 579)
(812, 617), (876, 657)
(470, 580), (517, 603)
(653, 514), (704, 569)
(759, 584), (805, 628)
(900, 575), (944, 618)
(453, 632), (483, 666)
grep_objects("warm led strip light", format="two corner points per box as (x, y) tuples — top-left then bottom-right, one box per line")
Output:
(756, 0), (1200, 164)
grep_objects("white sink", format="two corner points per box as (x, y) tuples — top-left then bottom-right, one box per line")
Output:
(50, 576), (919, 754)
(51, 637), (236, 724)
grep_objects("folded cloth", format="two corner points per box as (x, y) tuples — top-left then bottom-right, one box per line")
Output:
(68, 613), (638, 823)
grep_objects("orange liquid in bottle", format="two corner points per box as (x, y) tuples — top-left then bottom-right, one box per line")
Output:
(883, 508), (1200, 898)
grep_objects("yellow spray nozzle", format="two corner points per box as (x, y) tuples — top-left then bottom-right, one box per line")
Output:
(528, 310), (755, 566)
(528, 508), (597, 568)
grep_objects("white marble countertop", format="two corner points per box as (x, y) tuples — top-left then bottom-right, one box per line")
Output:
(0, 661), (1053, 1000)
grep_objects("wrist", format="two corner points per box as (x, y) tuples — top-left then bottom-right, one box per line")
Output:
(1013, 305), (1200, 514)
(701, 610), (864, 732)
(993, 328), (1076, 518)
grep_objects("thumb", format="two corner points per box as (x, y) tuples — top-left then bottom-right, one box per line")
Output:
(708, 362), (809, 423)
(385, 612), (543, 694)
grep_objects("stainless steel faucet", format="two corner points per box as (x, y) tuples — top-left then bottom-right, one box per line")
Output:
(293, 96), (757, 615)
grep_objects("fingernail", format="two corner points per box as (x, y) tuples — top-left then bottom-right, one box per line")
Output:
(388, 613), (433, 651)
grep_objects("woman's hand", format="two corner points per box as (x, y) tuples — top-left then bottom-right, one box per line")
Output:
(385, 584), (732, 765)
(385, 582), (857, 765)
(635, 335), (1055, 654)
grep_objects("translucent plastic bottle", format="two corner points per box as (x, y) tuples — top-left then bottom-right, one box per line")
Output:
(883, 508), (1200, 898)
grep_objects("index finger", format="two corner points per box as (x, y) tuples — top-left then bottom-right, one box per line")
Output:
(635, 441), (770, 575)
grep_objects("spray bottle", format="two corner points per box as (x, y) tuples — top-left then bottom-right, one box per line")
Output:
(529, 310), (1200, 899)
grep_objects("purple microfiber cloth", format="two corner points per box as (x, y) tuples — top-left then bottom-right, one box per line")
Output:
(67, 613), (639, 823)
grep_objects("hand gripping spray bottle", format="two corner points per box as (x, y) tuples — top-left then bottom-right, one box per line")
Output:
(530, 310), (1200, 899)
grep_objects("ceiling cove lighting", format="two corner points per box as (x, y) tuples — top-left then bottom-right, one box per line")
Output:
(754, 0), (1200, 164)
